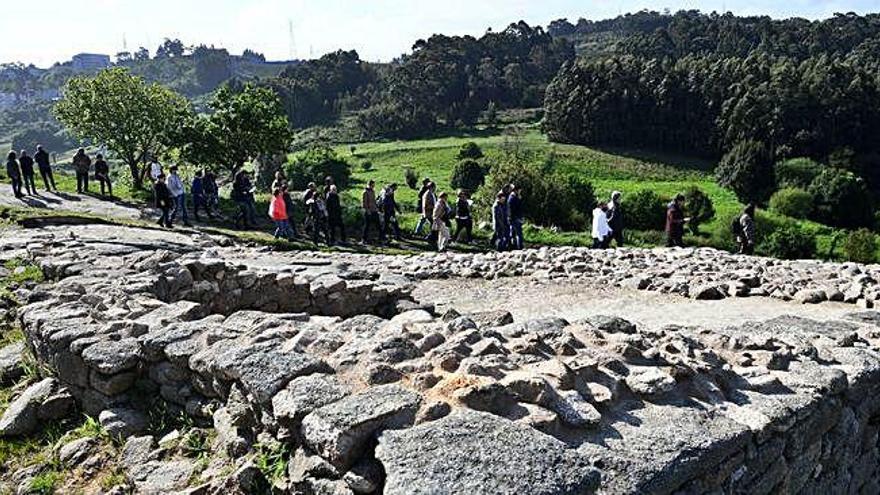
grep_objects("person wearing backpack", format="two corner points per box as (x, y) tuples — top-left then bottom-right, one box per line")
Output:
(736, 203), (757, 255)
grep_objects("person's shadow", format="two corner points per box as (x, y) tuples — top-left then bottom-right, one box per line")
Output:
(52, 191), (82, 202)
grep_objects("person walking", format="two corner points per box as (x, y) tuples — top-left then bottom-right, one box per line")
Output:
(269, 188), (294, 240)
(167, 166), (191, 227)
(6, 151), (23, 199)
(308, 194), (330, 245)
(148, 156), (163, 183)
(232, 170), (257, 229)
(737, 203), (757, 255)
(281, 184), (298, 238)
(203, 171), (219, 216)
(666, 193), (690, 248)
(72, 148), (91, 193)
(606, 191), (624, 247)
(153, 173), (173, 228)
(507, 184), (524, 250)
(381, 183), (402, 242)
(433, 191), (451, 252)
(302, 182), (318, 236)
(492, 192), (509, 251)
(271, 171), (287, 192)
(326, 184), (346, 245)
(592, 201), (613, 249)
(413, 178), (432, 236)
(18, 150), (36, 196)
(94, 154), (112, 196)
(453, 190), (473, 243)
(361, 180), (381, 244)
(191, 170), (212, 221)
(34, 145), (56, 192)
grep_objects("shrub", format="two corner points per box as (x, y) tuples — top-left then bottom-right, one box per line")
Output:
(808, 168), (874, 228)
(450, 159), (486, 194)
(457, 142), (484, 160)
(761, 225), (816, 260)
(284, 145), (352, 190)
(404, 167), (418, 190)
(774, 158), (823, 189)
(624, 190), (666, 231)
(769, 187), (814, 219)
(683, 186), (715, 235)
(360, 160), (373, 171)
(843, 229), (878, 264)
(713, 210), (789, 253)
(564, 175), (596, 222)
(716, 140), (775, 204)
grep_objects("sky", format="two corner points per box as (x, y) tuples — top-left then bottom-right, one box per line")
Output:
(5, 0), (880, 67)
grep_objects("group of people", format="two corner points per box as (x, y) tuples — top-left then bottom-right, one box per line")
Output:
(71, 148), (112, 196)
(489, 185), (526, 251)
(151, 161), (219, 229)
(414, 179), (476, 252)
(5, 145), (58, 198)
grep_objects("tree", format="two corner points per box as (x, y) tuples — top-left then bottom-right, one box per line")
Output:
(54, 68), (191, 189)
(683, 186), (715, 235)
(808, 168), (874, 228)
(457, 142), (484, 160)
(134, 47), (150, 61)
(156, 38), (186, 58)
(450, 159), (486, 193)
(182, 83), (292, 176)
(716, 140), (776, 204)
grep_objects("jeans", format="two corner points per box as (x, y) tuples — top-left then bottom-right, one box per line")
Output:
(39, 167), (56, 190)
(383, 214), (401, 240)
(10, 176), (22, 197)
(414, 215), (429, 236)
(76, 171), (89, 192)
(22, 174), (36, 195)
(509, 218), (524, 250)
(171, 194), (189, 224)
(363, 211), (381, 243)
(157, 207), (171, 227)
(193, 194), (211, 219)
(96, 175), (112, 196)
(328, 216), (346, 244)
(273, 220), (294, 239)
(494, 230), (508, 251)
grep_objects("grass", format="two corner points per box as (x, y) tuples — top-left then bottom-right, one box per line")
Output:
(254, 440), (289, 484)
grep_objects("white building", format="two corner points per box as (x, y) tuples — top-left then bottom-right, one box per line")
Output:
(71, 53), (111, 71)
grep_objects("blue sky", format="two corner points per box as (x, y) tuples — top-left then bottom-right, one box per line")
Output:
(5, 0), (880, 66)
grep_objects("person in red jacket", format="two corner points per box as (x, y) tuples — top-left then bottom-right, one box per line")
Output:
(665, 193), (690, 247)
(268, 188), (294, 240)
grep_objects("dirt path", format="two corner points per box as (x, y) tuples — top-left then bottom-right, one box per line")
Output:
(0, 189), (149, 221)
(415, 277), (859, 331)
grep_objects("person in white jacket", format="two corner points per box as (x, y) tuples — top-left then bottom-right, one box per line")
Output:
(592, 201), (613, 249)
(167, 165), (191, 227)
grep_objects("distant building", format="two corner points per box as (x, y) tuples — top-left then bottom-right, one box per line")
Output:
(71, 53), (111, 71)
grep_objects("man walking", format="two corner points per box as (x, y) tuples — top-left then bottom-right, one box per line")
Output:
(433, 191), (451, 252)
(6, 151), (23, 198)
(507, 184), (524, 250)
(94, 154), (112, 196)
(72, 148), (91, 193)
(191, 170), (211, 221)
(326, 184), (346, 245)
(492, 192), (509, 251)
(18, 150), (36, 196)
(167, 166), (191, 227)
(606, 191), (624, 247)
(737, 203), (757, 255)
(382, 183), (402, 242)
(414, 178), (432, 236)
(362, 180), (381, 244)
(454, 190), (473, 243)
(666, 193), (689, 247)
(34, 145), (56, 192)
(153, 174), (173, 228)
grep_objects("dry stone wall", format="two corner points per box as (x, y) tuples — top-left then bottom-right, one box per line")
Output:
(3, 226), (880, 494)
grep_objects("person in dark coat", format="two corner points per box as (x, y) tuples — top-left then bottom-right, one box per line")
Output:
(231, 170), (257, 229)
(18, 150), (36, 195)
(507, 184), (524, 250)
(6, 151), (23, 198)
(94, 154), (112, 196)
(738, 203), (757, 255)
(381, 183), (402, 242)
(34, 145), (56, 192)
(606, 191), (624, 247)
(281, 184), (298, 237)
(153, 173), (173, 228)
(492, 192), (509, 251)
(665, 193), (689, 248)
(72, 148), (91, 193)
(326, 184), (346, 244)
(203, 171), (219, 215)
(454, 190), (473, 243)
(191, 170), (213, 221)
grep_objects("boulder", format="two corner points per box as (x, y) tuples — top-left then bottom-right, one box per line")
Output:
(99, 407), (149, 438)
(272, 374), (352, 427)
(377, 410), (601, 495)
(58, 436), (95, 467)
(626, 367), (677, 396)
(0, 378), (74, 436)
(0, 342), (24, 384)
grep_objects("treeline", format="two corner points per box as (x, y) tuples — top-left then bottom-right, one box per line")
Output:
(264, 22), (574, 138)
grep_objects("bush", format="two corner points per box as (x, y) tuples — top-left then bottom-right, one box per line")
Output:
(843, 229), (878, 264)
(683, 186), (715, 235)
(624, 190), (666, 231)
(457, 142), (484, 160)
(716, 140), (775, 204)
(774, 158), (823, 189)
(360, 161), (373, 171)
(450, 159), (486, 193)
(761, 225), (816, 260)
(404, 167), (418, 190)
(808, 168), (874, 228)
(284, 145), (352, 190)
(769, 187), (814, 219)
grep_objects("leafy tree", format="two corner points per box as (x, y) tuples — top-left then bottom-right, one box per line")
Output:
(769, 188), (814, 219)
(716, 140), (775, 204)
(284, 145), (351, 190)
(182, 83), (292, 176)
(775, 158), (823, 189)
(761, 225), (816, 260)
(808, 168), (874, 228)
(54, 67), (191, 189)
(450, 159), (486, 193)
(456, 142), (484, 160)
(404, 167), (419, 190)
(683, 186), (715, 235)
(623, 189), (666, 231)
(843, 229), (878, 264)
(134, 47), (150, 61)
(156, 38), (186, 58)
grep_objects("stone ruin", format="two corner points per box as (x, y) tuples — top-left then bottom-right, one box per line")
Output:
(2, 226), (880, 494)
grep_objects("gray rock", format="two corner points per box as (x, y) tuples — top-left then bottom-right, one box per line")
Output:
(301, 384), (422, 469)
(377, 409), (600, 495)
(626, 367), (677, 396)
(0, 378), (73, 436)
(691, 285), (723, 300)
(99, 407), (148, 438)
(466, 310), (514, 328)
(216, 347), (332, 403)
(795, 289), (827, 304)
(582, 315), (637, 334)
(81, 338), (142, 375)
(121, 435), (156, 469)
(272, 374), (352, 427)
(58, 436), (95, 467)
(343, 459), (383, 494)
(128, 459), (196, 493)
(0, 342), (24, 384)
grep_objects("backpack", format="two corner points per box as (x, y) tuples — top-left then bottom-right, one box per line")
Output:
(731, 216), (744, 238)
